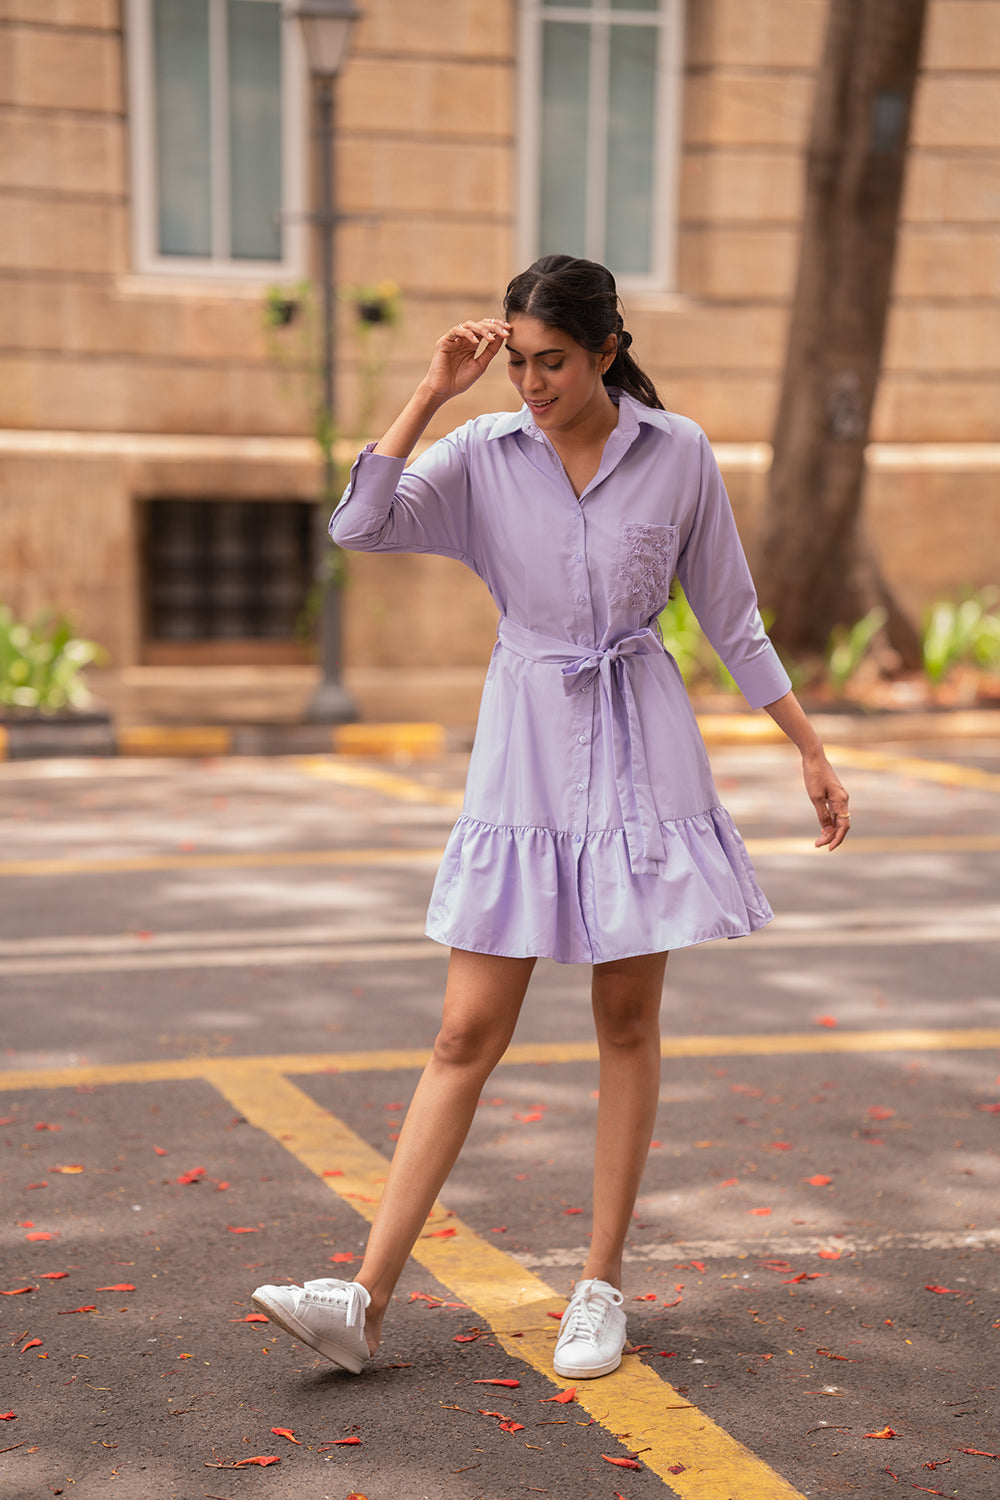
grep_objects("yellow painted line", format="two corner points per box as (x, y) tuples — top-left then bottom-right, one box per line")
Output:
(295, 754), (464, 807)
(204, 1061), (804, 1499)
(2, 832), (999, 881)
(116, 725), (235, 757)
(0, 724), (8, 761)
(827, 743), (1000, 794)
(3, 1027), (1000, 1095)
(331, 722), (447, 758)
(0, 846), (445, 877)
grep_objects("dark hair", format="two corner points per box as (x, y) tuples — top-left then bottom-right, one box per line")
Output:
(503, 254), (664, 411)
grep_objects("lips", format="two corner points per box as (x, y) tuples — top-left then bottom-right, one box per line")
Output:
(526, 398), (555, 412)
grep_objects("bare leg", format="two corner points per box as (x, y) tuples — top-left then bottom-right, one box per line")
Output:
(580, 951), (668, 1291)
(354, 948), (536, 1352)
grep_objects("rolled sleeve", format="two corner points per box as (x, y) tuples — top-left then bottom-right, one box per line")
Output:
(676, 433), (792, 710)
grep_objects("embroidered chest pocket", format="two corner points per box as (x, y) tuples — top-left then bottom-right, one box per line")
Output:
(609, 522), (679, 620)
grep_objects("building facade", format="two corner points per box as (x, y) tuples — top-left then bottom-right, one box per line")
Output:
(1, 0), (998, 721)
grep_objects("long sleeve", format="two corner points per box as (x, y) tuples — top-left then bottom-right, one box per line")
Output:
(675, 432), (791, 708)
(329, 428), (480, 571)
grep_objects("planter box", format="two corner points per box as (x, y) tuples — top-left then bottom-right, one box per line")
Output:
(0, 710), (115, 760)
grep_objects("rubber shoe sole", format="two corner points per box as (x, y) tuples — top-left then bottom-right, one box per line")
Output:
(251, 1287), (369, 1373)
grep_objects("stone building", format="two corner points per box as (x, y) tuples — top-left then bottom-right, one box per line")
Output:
(0, 0), (998, 724)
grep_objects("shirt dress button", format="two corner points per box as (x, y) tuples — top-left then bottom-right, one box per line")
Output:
(578, 734), (588, 744)
(574, 834), (583, 843)
(574, 553), (583, 562)
(576, 782), (586, 791)
(576, 594), (587, 604)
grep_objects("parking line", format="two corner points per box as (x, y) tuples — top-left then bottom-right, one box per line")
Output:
(1, 832), (998, 880)
(202, 1060), (805, 1499)
(3, 1027), (1000, 1096)
(826, 743), (1000, 794)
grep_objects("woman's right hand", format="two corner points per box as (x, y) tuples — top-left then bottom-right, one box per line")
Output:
(421, 318), (512, 402)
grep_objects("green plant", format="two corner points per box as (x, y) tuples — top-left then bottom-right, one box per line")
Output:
(0, 606), (106, 715)
(921, 588), (1000, 684)
(657, 587), (742, 694)
(825, 606), (887, 696)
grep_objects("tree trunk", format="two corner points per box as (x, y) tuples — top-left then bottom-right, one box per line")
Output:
(757, 0), (928, 667)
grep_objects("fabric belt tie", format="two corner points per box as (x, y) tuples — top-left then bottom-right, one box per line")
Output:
(497, 616), (666, 875)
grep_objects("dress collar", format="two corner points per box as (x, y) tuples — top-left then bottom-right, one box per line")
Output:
(486, 390), (672, 444)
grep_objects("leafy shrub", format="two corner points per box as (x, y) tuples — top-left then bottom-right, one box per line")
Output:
(921, 588), (1000, 685)
(657, 588), (742, 694)
(0, 606), (106, 714)
(825, 606), (887, 696)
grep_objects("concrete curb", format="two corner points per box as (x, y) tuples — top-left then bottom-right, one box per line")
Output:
(1, 710), (997, 763)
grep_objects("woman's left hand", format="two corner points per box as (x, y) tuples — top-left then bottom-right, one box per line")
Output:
(803, 752), (850, 851)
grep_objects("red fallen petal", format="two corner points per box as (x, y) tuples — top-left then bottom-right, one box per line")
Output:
(961, 1449), (1000, 1458)
(474, 1379), (520, 1387)
(514, 1111), (544, 1123)
(668, 1464), (688, 1475)
(240, 1313), (269, 1322)
(864, 1427), (898, 1439)
(749, 1207), (772, 1216)
(58, 1305), (97, 1314)
(234, 1455), (281, 1465)
(662, 1297), (683, 1308)
(867, 1106), (896, 1120)
(650, 1140), (663, 1148)
(806, 1175), (833, 1186)
(96, 1284), (135, 1292)
(18, 1221), (34, 1228)
(26, 1182), (48, 1190)
(454, 1332), (481, 1342)
(769, 1141), (794, 1151)
(35, 1122), (61, 1131)
(691, 1261), (706, 1273)
(547, 1311), (563, 1319)
(20, 1340), (43, 1352)
(783, 1273), (829, 1283)
(627, 1344), (653, 1352)
(26, 1232), (54, 1241)
(499, 1420), (525, 1433)
(424, 1227), (457, 1238)
(322, 1169), (344, 1177)
(50, 1164), (84, 1174)
(0, 1116), (13, 1124)
(331, 1436), (361, 1445)
(227, 1226), (260, 1233)
(215, 1181), (230, 1191)
(1, 1287), (34, 1296)
(818, 1249), (842, 1260)
(976, 1102), (1000, 1113)
(602, 1455), (642, 1470)
(176, 1167), (206, 1185)
(0, 1413), (17, 1420)
(815, 1016), (838, 1027)
(153, 1146), (168, 1155)
(563, 1207), (583, 1215)
(491, 1226), (507, 1233)
(39, 1272), (68, 1279)
(270, 1427), (300, 1443)
(409, 1291), (442, 1304)
(925, 1284), (960, 1295)
(545, 1388), (576, 1403)
(658, 1351), (679, 1357)
(719, 1178), (739, 1187)
(635, 1293), (657, 1301)
(329, 1252), (355, 1263)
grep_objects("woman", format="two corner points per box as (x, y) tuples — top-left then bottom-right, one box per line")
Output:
(252, 255), (850, 1381)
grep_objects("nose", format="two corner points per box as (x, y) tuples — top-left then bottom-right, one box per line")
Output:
(522, 362), (546, 393)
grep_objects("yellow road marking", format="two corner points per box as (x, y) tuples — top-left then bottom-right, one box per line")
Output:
(3, 1027), (1000, 1095)
(1, 832), (998, 879)
(295, 754), (464, 807)
(826, 743), (1000, 794)
(203, 1061), (804, 1499)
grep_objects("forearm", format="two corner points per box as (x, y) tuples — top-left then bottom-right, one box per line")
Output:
(761, 689), (824, 759)
(373, 383), (450, 460)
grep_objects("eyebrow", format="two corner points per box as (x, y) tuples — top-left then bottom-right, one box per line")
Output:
(505, 344), (565, 357)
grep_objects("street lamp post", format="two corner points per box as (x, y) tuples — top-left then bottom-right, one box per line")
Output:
(294, 0), (361, 724)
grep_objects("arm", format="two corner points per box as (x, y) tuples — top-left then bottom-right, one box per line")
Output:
(762, 689), (851, 851)
(374, 317), (512, 459)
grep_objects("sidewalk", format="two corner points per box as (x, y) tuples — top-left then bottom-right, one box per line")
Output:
(1, 662), (997, 760)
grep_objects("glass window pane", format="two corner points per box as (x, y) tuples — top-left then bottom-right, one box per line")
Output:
(539, 21), (590, 260)
(605, 24), (656, 275)
(611, 0), (659, 11)
(228, 0), (283, 260)
(154, 0), (212, 256)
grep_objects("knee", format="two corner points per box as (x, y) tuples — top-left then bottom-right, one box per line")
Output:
(432, 1020), (505, 1071)
(595, 1006), (659, 1052)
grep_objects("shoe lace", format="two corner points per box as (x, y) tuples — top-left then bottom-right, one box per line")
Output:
(302, 1278), (365, 1332)
(561, 1282), (621, 1341)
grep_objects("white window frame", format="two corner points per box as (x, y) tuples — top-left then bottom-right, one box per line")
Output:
(517, 0), (684, 293)
(126, 0), (307, 281)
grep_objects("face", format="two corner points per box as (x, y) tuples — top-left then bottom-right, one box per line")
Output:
(505, 315), (616, 435)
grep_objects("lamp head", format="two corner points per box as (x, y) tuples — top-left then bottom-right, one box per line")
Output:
(293, 0), (361, 78)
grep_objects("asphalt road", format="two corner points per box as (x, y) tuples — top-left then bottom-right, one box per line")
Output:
(1, 734), (999, 1500)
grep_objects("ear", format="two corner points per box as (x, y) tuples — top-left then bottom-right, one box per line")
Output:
(600, 334), (618, 370)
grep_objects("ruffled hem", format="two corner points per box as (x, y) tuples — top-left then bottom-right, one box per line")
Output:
(425, 808), (773, 965)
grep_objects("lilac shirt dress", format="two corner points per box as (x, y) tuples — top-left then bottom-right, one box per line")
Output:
(330, 393), (792, 965)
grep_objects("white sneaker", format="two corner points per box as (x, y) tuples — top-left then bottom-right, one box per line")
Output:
(251, 1277), (371, 1373)
(553, 1278), (627, 1379)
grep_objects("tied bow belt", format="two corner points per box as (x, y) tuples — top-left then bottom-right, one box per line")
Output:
(497, 616), (667, 876)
